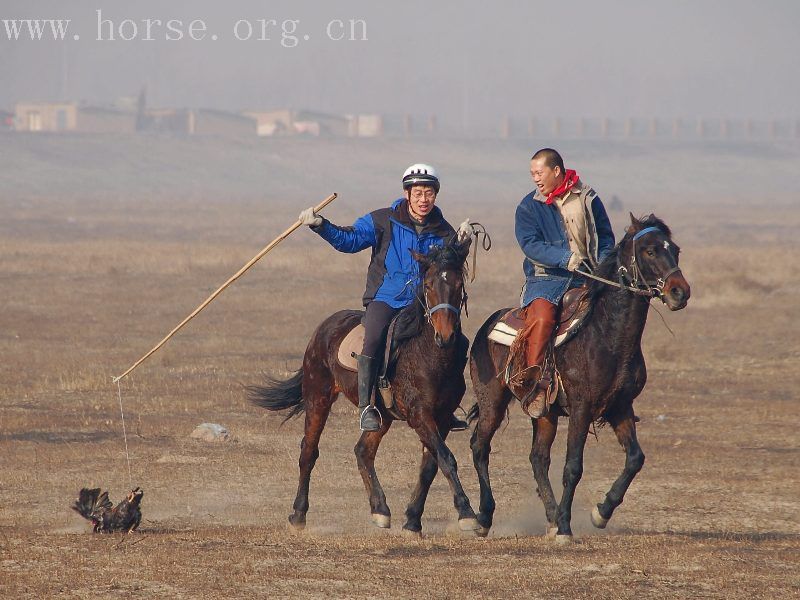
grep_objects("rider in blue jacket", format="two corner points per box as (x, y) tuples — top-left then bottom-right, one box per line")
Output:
(299, 164), (471, 431)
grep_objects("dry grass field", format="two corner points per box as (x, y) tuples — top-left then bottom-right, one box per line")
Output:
(1, 135), (799, 598)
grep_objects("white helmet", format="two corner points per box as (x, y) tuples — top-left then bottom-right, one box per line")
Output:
(402, 163), (440, 193)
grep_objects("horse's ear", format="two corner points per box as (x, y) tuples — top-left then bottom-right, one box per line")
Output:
(411, 249), (430, 268)
(627, 212), (640, 235)
(455, 236), (472, 261)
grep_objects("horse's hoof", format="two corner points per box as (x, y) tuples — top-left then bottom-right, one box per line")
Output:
(555, 534), (574, 545)
(458, 517), (480, 532)
(371, 513), (391, 529)
(287, 514), (306, 532)
(545, 526), (558, 539)
(401, 527), (422, 538)
(591, 506), (609, 529)
(474, 526), (490, 538)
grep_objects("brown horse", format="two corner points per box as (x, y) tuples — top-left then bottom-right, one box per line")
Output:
(248, 239), (481, 535)
(468, 214), (691, 541)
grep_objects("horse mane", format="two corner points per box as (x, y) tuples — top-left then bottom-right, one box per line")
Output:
(393, 242), (468, 344)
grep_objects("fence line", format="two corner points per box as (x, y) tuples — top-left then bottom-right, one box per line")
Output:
(495, 116), (800, 141)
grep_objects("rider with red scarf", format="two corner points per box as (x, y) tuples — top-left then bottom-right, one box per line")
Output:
(512, 148), (615, 417)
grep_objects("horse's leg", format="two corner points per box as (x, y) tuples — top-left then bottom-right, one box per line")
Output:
(591, 405), (645, 529)
(469, 382), (510, 536)
(402, 422), (450, 535)
(554, 406), (591, 541)
(354, 417), (393, 528)
(529, 413), (560, 536)
(288, 386), (334, 530)
(414, 413), (480, 532)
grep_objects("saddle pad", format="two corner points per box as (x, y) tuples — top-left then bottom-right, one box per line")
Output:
(336, 324), (398, 413)
(337, 324), (364, 371)
(487, 322), (518, 346)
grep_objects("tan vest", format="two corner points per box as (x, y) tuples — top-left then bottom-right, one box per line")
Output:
(554, 188), (588, 261)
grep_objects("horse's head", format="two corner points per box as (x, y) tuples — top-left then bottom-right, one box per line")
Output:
(619, 213), (691, 311)
(411, 238), (471, 348)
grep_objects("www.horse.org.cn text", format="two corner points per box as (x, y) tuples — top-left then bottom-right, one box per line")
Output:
(2, 11), (368, 47)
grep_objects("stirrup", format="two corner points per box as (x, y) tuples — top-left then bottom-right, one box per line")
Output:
(520, 373), (554, 418)
(359, 406), (383, 432)
(520, 387), (548, 418)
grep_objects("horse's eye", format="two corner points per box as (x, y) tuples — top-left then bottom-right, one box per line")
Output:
(646, 249), (655, 257)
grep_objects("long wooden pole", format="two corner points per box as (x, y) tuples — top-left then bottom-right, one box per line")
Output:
(113, 192), (338, 383)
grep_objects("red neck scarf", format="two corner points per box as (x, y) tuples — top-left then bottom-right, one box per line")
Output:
(545, 169), (579, 204)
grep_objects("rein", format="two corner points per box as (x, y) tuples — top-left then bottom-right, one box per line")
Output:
(576, 268), (657, 296)
(467, 222), (492, 283)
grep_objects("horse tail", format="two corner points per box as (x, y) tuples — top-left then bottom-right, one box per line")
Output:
(466, 307), (510, 426)
(247, 369), (305, 423)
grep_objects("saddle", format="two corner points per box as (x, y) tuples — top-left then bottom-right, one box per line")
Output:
(337, 315), (403, 419)
(487, 286), (592, 415)
(488, 286), (592, 349)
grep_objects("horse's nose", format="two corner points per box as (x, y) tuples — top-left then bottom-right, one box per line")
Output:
(434, 331), (453, 348)
(669, 286), (685, 304)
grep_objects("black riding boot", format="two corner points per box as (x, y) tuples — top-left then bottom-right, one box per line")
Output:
(357, 354), (382, 432)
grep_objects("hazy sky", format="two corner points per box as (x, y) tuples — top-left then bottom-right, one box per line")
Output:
(1, 0), (797, 130)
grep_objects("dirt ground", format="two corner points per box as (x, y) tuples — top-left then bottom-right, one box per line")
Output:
(1, 135), (799, 598)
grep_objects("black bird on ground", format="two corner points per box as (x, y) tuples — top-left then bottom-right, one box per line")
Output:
(72, 487), (143, 533)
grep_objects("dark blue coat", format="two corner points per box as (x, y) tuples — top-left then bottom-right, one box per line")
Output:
(515, 183), (615, 306)
(312, 198), (456, 308)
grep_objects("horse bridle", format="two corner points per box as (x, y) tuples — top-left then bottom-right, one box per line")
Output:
(615, 226), (682, 300)
(419, 278), (468, 322)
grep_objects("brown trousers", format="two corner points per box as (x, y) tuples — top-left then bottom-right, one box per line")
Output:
(524, 298), (558, 369)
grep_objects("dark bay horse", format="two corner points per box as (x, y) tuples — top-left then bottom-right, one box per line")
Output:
(248, 240), (481, 535)
(468, 214), (691, 541)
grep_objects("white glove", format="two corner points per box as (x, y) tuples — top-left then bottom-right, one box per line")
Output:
(456, 218), (474, 242)
(298, 206), (322, 227)
(567, 252), (584, 272)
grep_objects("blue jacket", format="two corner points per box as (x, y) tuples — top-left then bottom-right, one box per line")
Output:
(312, 199), (456, 308)
(515, 182), (615, 306)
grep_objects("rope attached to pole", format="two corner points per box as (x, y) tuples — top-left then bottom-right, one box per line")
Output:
(112, 192), (337, 383)
(115, 378), (133, 488)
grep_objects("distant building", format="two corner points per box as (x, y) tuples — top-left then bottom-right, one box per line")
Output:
(243, 109), (370, 137)
(348, 114), (383, 137)
(13, 101), (380, 138)
(296, 110), (351, 137)
(141, 108), (188, 133)
(190, 109), (256, 137)
(14, 102), (77, 132)
(77, 106), (137, 133)
(140, 108), (256, 137)
(243, 109), (295, 136)
(14, 102), (137, 133)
